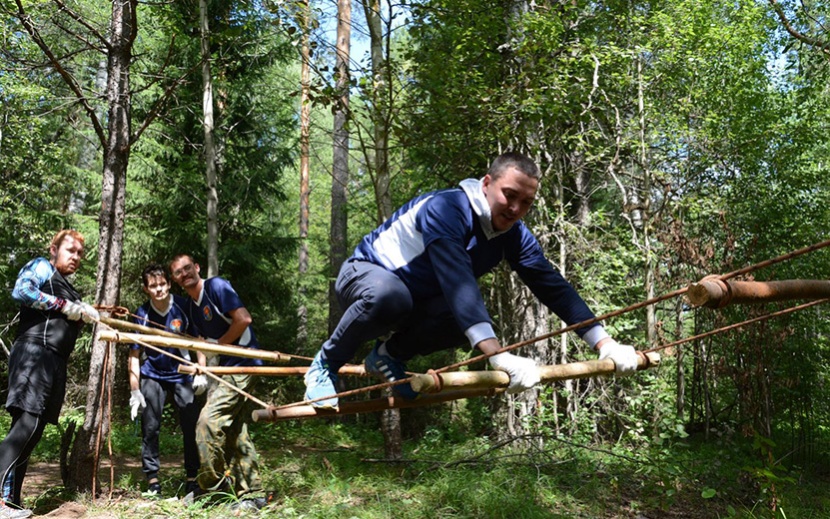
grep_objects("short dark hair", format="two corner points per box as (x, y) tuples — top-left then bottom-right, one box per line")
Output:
(141, 263), (168, 287)
(488, 152), (540, 181)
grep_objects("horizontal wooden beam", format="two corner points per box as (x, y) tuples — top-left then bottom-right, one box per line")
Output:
(687, 279), (830, 308)
(178, 364), (367, 376)
(252, 388), (502, 423)
(410, 351), (661, 393)
(98, 330), (287, 364)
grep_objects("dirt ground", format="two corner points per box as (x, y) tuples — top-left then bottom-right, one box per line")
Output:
(22, 456), (174, 518)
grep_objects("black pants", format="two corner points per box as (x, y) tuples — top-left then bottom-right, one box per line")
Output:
(0, 409), (46, 507)
(321, 260), (467, 372)
(140, 377), (200, 481)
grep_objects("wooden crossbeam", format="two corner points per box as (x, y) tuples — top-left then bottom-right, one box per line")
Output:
(688, 279), (830, 308)
(98, 330), (288, 364)
(252, 351), (660, 423)
(178, 364), (368, 376)
(252, 388), (502, 423)
(410, 351), (660, 393)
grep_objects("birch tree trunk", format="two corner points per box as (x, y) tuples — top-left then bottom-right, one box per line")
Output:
(200, 0), (220, 278)
(297, 0), (312, 347)
(329, 0), (351, 334)
(68, 0), (137, 493)
(361, 0), (400, 459)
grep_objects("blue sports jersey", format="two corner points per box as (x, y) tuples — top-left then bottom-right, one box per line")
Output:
(184, 277), (263, 368)
(131, 294), (197, 383)
(351, 178), (609, 348)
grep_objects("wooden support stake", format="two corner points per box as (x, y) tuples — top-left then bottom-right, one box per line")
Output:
(252, 388), (502, 423)
(98, 330), (288, 364)
(410, 351), (660, 393)
(687, 279), (830, 308)
(178, 364), (367, 376)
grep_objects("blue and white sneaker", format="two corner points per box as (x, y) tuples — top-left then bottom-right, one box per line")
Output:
(364, 343), (419, 400)
(304, 351), (339, 409)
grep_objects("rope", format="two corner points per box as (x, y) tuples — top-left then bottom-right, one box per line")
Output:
(644, 299), (830, 354)
(273, 237), (830, 410)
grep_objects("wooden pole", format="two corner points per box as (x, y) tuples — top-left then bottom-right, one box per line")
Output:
(252, 388), (502, 423)
(100, 316), (310, 362)
(178, 364), (368, 376)
(98, 330), (288, 364)
(687, 279), (830, 308)
(410, 351), (661, 393)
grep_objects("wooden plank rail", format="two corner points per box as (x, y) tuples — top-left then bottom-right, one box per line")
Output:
(252, 351), (660, 422)
(178, 364), (368, 376)
(687, 279), (830, 308)
(252, 388), (502, 423)
(98, 330), (288, 364)
(410, 351), (660, 393)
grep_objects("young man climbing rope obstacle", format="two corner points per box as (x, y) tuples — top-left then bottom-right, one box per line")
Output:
(305, 152), (642, 410)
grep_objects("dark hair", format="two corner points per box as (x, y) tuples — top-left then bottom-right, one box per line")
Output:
(488, 152), (540, 181)
(141, 263), (168, 287)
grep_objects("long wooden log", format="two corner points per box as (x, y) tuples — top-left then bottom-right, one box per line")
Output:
(99, 315), (185, 340)
(178, 364), (368, 376)
(687, 279), (830, 308)
(252, 388), (502, 423)
(409, 351), (660, 393)
(100, 316), (311, 362)
(98, 330), (288, 364)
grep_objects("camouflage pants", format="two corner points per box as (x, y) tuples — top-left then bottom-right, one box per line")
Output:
(195, 374), (261, 496)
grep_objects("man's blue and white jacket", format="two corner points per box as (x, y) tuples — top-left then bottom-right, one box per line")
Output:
(351, 178), (610, 349)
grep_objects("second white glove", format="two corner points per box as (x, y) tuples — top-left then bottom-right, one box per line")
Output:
(129, 389), (146, 421)
(192, 375), (208, 396)
(598, 339), (639, 376)
(488, 352), (541, 394)
(201, 338), (219, 359)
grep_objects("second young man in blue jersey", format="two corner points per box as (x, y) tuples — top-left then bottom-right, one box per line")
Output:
(128, 263), (205, 497)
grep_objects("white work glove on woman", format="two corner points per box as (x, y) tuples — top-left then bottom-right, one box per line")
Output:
(192, 375), (208, 396)
(61, 300), (84, 321)
(598, 339), (639, 376)
(129, 389), (146, 420)
(488, 352), (541, 394)
(78, 302), (99, 323)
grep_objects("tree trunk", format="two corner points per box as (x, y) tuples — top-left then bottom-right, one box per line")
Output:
(297, 0), (312, 347)
(329, 0), (351, 334)
(363, 0), (392, 222)
(200, 0), (220, 278)
(67, 0), (137, 493)
(361, 0), (401, 458)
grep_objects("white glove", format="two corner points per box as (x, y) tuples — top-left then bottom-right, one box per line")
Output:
(79, 302), (99, 324)
(192, 375), (208, 396)
(488, 352), (541, 394)
(61, 300), (84, 321)
(598, 339), (639, 376)
(129, 389), (146, 420)
(201, 338), (218, 359)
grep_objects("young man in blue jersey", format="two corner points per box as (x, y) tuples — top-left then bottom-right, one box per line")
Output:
(128, 263), (206, 498)
(169, 255), (263, 504)
(0, 230), (98, 519)
(305, 152), (642, 410)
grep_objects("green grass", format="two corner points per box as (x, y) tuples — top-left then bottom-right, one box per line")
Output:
(5, 415), (830, 518)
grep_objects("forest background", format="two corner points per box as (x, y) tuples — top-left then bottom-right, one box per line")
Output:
(1, 0), (830, 517)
